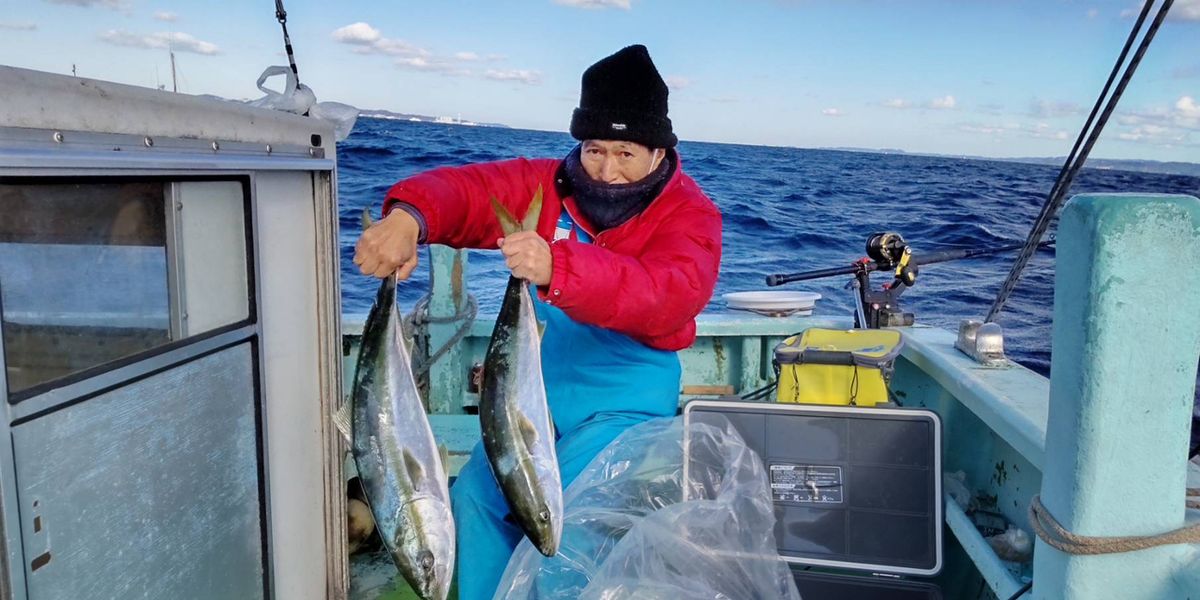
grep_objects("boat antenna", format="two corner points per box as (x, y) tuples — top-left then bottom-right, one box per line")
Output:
(985, 0), (1174, 323)
(274, 0), (302, 86)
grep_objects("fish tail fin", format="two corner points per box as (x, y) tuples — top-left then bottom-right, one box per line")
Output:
(332, 400), (353, 444)
(361, 208), (375, 231)
(490, 196), (522, 237)
(520, 184), (543, 232)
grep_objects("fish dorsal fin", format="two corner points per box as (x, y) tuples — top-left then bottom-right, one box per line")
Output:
(403, 448), (426, 492)
(361, 208), (375, 230)
(517, 412), (539, 452)
(490, 196), (521, 237)
(332, 401), (352, 444)
(521, 184), (543, 232)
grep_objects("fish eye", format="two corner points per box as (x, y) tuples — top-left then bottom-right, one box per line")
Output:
(420, 550), (435, 570)
(538, 507), (550, 522)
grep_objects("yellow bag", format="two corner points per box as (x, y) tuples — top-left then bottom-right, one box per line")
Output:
(774, 328), (903, 407)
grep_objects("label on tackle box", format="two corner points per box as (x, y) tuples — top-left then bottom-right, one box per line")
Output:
(769, 463), (844, 504)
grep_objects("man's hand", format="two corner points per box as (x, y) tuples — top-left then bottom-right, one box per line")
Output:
(354, 209), (420, 279)
(498, 231), (552, 286)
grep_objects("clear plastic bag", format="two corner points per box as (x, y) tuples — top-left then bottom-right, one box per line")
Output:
(249, 66), (359, 141)
(309, 101), (359, 142)
(494, 416), (801, 600)
(249, 65), (315, 114)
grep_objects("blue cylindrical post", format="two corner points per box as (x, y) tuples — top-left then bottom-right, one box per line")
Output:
(1034, 194), (1200, 599)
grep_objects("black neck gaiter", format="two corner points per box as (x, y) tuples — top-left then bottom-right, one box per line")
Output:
(562, 145), (673, 232)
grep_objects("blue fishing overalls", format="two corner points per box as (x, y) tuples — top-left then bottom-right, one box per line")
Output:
(449, 211), (681, 600)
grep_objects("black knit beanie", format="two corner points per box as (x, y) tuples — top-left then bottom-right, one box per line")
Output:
(569, 45), (677, 149)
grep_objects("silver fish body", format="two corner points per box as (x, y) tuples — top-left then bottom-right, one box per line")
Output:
(350, 275), (455, 600)
(480, 276), (563, 556)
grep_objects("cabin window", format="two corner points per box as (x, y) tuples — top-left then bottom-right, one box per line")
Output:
(0, 178), (253, 399)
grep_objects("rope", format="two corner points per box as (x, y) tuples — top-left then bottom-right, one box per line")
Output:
(1028, 494), (1200, 555)
(985, 0), (1174, 322)
(404, 293), (478, 378)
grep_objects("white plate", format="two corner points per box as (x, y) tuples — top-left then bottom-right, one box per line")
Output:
(723, 291), (821, 316)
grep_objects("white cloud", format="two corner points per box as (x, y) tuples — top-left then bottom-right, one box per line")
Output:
(1118, 97), (1200, 134)
(333, 23), (431, 58)
(485, 69), (542, 85)
(958, 121), (1068, 140)
(1178, 96), (1200, 118)
(960, 123), (1010, 136)
(394, 57), (471, 77)
(332, 22), (382, 45)
(552, 0), (632, 9)
(1030, 122), (1069, 140)
(1118, 124), (1190, 145)
(883, 98), (911, 109)
(929, 95), (957, 110)
(335, 23), (537, 84)
(0, 21), (37, 31)
(1030, 99), (1084, 118)
(1120, 0), (1200, 22)
(1087, 8), (1099, 19)
(44, 0), (126, 9)
(99, 30), (220, 55)
(665, 75), (691, 90)
(821, 108), (843, 117)
(1172, 0), (1200, 21)
(153, 11), (177, 22)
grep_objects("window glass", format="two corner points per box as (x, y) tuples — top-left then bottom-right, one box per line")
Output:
(0, 180), (250, 397)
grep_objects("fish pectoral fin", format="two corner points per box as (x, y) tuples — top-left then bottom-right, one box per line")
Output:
(536, 319), (547, 340)
(521, 184), (544, 232)
(517, 412), (539, 452)
(437, 443), (450, 475)
(361, 207), (374, 231)
(490, 195), (521, 237)
(403, 448), (427, 493)
(332, 401), (353, 444)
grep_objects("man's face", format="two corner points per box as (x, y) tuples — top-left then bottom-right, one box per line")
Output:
(580, 140), (664, 184)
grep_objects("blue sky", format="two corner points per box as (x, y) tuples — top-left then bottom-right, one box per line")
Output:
(1, 0), (1198, 161)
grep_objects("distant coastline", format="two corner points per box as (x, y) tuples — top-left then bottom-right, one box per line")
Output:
(360, 110), (510, 129)
(818, 146), (1200, 178)
(353, 116), (1199, 178)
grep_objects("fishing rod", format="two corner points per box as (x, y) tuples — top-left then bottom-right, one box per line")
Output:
(765, 233), (1055, 328)
(766, 237), (1054, 286)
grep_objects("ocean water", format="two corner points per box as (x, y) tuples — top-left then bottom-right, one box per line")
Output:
(336, 117), (1200, 376)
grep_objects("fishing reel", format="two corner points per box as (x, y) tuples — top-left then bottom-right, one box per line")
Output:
(851, 232), (917, 328)
(767, 233), (1053, 329)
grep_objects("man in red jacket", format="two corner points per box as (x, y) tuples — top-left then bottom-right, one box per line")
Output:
(354, 44), (721, 599)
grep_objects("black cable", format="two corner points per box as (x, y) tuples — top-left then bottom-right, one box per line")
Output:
(1005, 580), (1033, 600)
(741, 380), (778, 401)
(986, 0), (1173, 322)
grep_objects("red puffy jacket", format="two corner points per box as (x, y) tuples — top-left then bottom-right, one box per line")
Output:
(382, 153), (722, 351)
